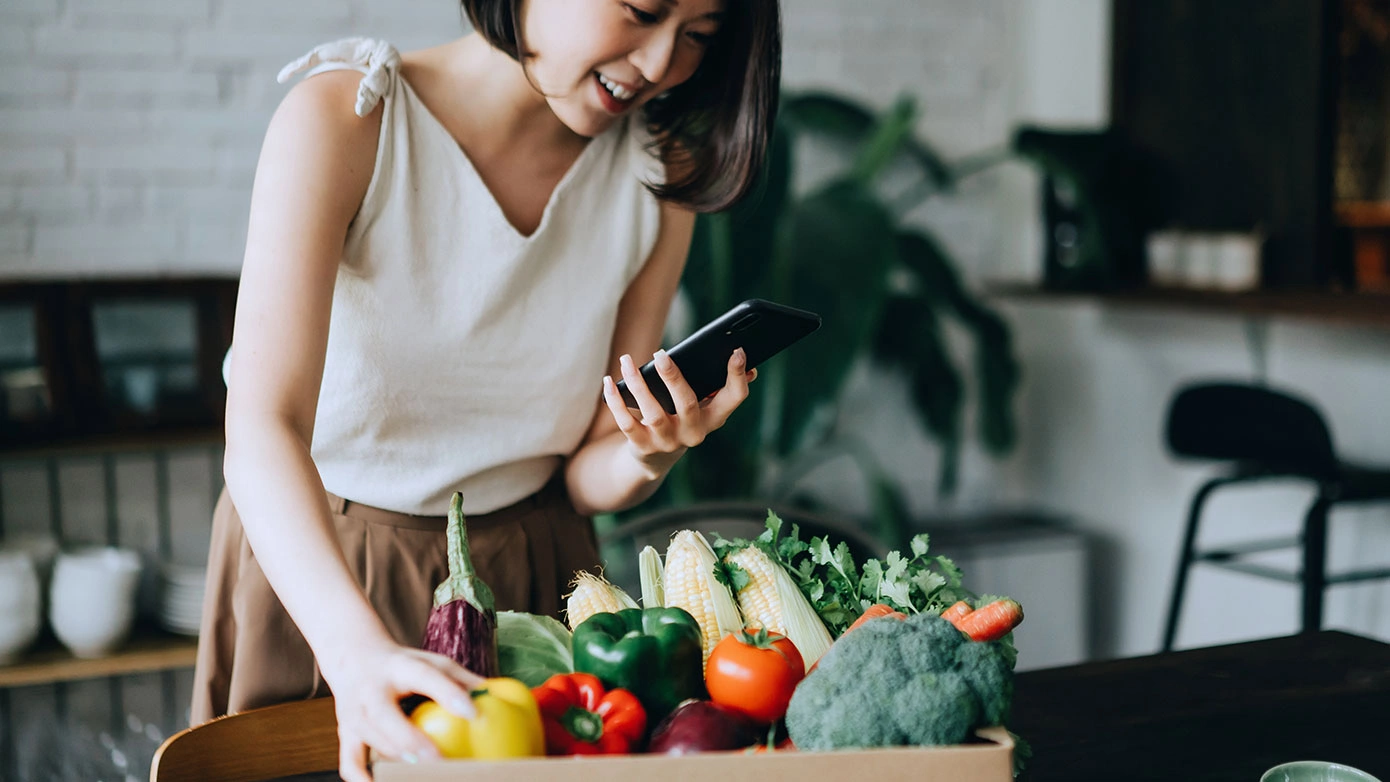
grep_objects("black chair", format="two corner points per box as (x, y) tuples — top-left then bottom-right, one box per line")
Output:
(1161, 381), (1390, 652)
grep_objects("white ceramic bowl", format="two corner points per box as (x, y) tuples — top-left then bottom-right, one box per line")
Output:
(0, 551), (43, 664)
(48, 547), (143, 659)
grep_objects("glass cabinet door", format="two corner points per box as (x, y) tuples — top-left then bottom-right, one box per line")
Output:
(91, 299), (201, 421)
(0, 304), (52, 438)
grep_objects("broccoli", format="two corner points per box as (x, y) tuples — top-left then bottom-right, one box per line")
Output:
(785, 612), (1015, 751)
(956, 638), (1015, 725)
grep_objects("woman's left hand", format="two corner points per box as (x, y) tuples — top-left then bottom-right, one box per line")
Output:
(602, 347), (757, 477)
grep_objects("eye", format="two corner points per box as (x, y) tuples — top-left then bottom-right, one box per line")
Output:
(685, 30), (716, 46)
(623, 3), (660, 24)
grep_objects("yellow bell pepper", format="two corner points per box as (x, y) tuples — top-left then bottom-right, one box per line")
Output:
(410, 677), (545, 759)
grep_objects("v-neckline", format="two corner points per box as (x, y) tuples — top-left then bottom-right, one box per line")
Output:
(397, 77), (606, 243)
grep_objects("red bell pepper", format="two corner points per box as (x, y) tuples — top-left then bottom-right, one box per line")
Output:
(531, 672), (647, 755)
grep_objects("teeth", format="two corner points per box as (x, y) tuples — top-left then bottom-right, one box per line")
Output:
(598, 74), (637, 102)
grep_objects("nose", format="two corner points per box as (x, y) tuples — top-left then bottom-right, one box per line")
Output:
(630, 28), (678, 86)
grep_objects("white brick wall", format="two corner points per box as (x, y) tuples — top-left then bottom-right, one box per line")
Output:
(0, 0), (464, 279)
(0, 0), (1010, 279)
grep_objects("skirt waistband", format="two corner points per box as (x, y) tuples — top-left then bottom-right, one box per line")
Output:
(324, 476), (569, 531)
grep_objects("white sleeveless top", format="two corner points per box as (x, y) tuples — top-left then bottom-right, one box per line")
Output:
(260, 38), (663, 515)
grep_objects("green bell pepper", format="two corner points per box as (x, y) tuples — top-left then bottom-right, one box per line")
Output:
(571, 607), (706, 721)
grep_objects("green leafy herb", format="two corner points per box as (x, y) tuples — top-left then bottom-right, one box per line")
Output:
(710, 511), (972, 637)
(713, 558), (752, 593)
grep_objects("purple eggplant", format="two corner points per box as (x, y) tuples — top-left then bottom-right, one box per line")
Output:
(420, 492), (498, 677)
(646, 700), (762, 755)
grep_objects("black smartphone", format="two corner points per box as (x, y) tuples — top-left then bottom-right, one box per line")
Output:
(616, 298), (822, 415)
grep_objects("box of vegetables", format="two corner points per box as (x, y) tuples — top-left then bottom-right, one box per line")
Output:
(377, 498), (1025, 781)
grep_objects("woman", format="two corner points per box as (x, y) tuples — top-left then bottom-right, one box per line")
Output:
(191, 1), (780, 779)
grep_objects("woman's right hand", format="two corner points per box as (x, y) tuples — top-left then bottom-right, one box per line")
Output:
(329, 639), (485, 782)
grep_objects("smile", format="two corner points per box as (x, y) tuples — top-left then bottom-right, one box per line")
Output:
(597, 73), (638, 102)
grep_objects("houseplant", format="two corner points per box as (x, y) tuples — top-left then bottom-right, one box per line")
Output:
(638, 92), (1022, 550)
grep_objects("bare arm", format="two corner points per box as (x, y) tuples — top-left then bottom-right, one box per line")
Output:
(223, 71), (476, 781)
(564, 202), (754, 515)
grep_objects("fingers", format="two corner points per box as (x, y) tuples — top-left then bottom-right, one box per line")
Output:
(703, 348), (753, 426)
(618, 354), (669, 427)
(333, 650), (488, 779)
(339, 734), (373, 782)
(652, 349), (702, 422)
(339, 689), (432, 768)
(602, 375), (645, 439)
(403, 654), (482, 718)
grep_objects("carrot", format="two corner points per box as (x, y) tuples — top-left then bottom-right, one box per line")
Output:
(941, 600), (973, 629)
(954, 598), (1024, 642)
(843, 603), (907, 636)
(809, 604), (906, 674)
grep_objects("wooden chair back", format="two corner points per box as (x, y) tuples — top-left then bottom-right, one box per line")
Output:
(150, 696), (339, 782)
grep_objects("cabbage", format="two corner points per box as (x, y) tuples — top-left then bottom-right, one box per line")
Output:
(496, 610), (573, 687)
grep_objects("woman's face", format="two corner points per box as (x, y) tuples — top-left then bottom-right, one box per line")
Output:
(520, 0), (725, 137)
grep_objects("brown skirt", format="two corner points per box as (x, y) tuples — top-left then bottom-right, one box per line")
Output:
(189, 476), (601, 726)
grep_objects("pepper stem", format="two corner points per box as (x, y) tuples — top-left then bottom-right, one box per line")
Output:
(559, 706), (604, 744)
(433, 492), (497, 612)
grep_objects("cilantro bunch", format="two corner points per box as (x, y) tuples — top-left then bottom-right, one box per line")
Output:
(712, 511), (971, 637)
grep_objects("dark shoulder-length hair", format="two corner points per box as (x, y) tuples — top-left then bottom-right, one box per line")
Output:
(460, 0), (781, 213)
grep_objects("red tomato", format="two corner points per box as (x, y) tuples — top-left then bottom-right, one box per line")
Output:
(705, 628), (805, 723)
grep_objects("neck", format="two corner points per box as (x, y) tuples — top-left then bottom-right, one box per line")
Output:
(452, 33), (585, 155)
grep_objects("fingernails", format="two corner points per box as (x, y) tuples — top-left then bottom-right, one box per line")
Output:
(602, 375), (614, 392)
(734, 347), (747, 366)
(654, 348), (673, 369)
(620, 354), (635, 372)
(403, 753), (419, 765)
(449, 698), (474, 718)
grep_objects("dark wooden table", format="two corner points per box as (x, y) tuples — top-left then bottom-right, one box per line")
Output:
(1011, 631), (1390, 781)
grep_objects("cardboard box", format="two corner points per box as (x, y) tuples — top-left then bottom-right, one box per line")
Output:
(376, 726), (1013, 781)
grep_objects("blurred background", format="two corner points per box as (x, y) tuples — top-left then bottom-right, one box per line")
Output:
(3, 0), (1390, 778)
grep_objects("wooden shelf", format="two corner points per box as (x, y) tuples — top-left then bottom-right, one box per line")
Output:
(985, 284), (1390, 329)
(0, 625), (198, 688)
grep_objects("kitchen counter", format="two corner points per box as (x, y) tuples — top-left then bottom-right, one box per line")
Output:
(1011, 630), (1390, 781)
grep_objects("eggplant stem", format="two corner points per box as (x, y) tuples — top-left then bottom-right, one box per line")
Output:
(433, 492), (496, 612)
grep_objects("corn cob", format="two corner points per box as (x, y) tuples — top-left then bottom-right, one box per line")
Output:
(726, 544), (834, 672)
(726, 545), (786, 634)
(662, 530), (744, 664)
(564, 570), (638, 630)
(639, 545), (665, 608)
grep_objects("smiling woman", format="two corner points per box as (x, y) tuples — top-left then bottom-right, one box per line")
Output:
(195, 1), (783, 780)
(462, 0), (781, 211)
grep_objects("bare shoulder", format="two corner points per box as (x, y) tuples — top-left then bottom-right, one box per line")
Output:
(269, 69), (383, 161)
(256, 69), (385, 220)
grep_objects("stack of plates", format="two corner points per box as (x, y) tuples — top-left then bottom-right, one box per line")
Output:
(158, 563), (206, 636)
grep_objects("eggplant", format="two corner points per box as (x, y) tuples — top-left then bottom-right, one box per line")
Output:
(420, 492), (499, 677)
(646, 700), (761, 755)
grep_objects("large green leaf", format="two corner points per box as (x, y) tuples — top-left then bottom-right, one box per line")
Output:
(872, 294), (964, 495)
(684, 122), (792, 327)
(771, 178), (899, 456)
(727, 120), (793, 285)
(850, 96), (916, 186)
(782, 92), (956, 192)
(894, 231), (1021, 460)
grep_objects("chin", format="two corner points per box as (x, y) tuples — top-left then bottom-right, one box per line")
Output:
(551, 102), (624, 139)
